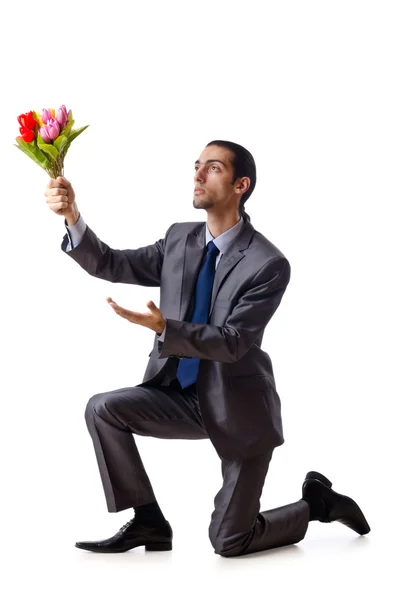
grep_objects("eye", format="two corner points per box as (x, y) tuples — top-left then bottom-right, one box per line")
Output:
(210, 165), (219, 171)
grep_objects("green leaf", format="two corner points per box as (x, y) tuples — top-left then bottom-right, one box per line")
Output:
(14, 139), (50, 169)
(66, 124), (89, 145)
(37, 132), (59, 161)
(53, 134), (68, 152)
(61, 120), (74, 138)
(58, 125), (89, 159)
(14, 143), (44, 168)
(59, 139), (72, 159)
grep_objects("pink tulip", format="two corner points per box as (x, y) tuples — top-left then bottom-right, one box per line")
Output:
(39, 127), (51, 143)
(39, 118), (60, 143)
(41, 108), (53, 124)
(56, 104), (69, 128)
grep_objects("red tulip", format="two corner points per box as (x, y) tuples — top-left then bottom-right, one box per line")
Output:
(17, 111), (38, 130)
(17, 111), (39, 142)
(17, 127), (35, 142)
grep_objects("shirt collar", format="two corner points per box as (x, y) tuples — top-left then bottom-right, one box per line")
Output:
(205, 216), (244, 255)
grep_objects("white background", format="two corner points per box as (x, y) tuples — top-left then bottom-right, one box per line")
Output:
(0, 0), (395, 598)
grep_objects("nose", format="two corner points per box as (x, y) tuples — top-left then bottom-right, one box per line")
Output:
(194, 166), (205, 183)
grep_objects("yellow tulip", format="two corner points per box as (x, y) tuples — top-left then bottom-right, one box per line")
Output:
(32, 111), (44, 128)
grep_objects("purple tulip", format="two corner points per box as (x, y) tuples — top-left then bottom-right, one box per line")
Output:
(56, 104), (69, 128)
(41, 108), (53, 124)
(39, 127), (51, 143)
(39, 118), (60, 143)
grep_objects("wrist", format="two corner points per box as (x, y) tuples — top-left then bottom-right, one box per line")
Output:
(65, 206), (80, 226)
(157, 318), (166, 335)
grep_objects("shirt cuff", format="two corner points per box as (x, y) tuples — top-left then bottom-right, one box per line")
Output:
(64, 213), (86, 250)
(157, 322), (166, 341)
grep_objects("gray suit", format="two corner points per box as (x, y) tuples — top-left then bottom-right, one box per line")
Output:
(62, 215), (310, 556)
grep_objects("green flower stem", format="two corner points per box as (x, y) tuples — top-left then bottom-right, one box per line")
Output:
(45, 150), (65, 179)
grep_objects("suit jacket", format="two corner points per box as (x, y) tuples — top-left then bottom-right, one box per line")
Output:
(61, 217), (291, 460)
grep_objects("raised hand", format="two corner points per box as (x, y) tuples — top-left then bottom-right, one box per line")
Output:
(45, 176), (79, 224)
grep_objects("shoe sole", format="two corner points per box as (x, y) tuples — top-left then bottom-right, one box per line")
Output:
(75, 541), (172, 553)
(303, 472), (370, 535)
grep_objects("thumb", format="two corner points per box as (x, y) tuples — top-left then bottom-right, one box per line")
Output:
(57, 176), (69, 186)
(147, 300), (158, 311)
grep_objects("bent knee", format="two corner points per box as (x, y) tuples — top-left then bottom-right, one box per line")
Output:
(85, 393), (124, 422)
(84, 389), (142, 426)
(215, 545), (242, 558)
(211, 538), (245, 558)
(85, 393), (105, 421)
(209, 530), (249, 558)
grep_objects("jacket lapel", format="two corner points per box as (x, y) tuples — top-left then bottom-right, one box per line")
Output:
(179, 225), (206, 321)
(179, 219), (255, 321)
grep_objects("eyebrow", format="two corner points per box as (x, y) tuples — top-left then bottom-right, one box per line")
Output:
(195, 159), (227, 167)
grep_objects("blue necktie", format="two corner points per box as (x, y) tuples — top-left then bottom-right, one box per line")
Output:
(176, 240), (220, 389)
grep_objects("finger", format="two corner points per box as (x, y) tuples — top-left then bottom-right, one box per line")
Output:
(46, 178), (58, 189)
(107, 299), (139, 322)
(106, 298), (125, 314)
(147, 300), (158, 311)
(46, 196), (69, 206)
(46, 188), (68, 198)
(115, 305), (134, 318)
(106, 298), (146, 325)
(48, 200), (69, 212)
(56, 176), (70, 188)
(112, 306), (137, 322)
(47, 177), (69, 189)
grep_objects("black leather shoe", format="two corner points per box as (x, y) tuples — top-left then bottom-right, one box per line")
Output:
(75, 518), (173, 553)
(302, 471), (370, 535)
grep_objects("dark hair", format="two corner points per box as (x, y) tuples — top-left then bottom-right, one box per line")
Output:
(206, 140), (256, 222)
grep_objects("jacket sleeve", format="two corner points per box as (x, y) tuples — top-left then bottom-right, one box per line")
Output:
(61, 222), (176, 286)
(157, 257), (290, 363)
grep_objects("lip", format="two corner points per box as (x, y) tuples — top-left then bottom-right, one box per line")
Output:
(194, 188), (205, 194)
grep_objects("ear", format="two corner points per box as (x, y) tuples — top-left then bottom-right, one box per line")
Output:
(235, 176), (250, 194)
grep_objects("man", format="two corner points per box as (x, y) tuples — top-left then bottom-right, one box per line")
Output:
(45, 140), (370, 557)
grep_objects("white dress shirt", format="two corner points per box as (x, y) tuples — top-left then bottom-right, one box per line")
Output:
(65, 214), (245, 341)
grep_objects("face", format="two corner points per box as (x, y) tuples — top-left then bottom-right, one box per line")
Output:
(193, 145), (245, 212)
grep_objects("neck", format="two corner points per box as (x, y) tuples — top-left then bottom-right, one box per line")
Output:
(206, 212), (241, 238)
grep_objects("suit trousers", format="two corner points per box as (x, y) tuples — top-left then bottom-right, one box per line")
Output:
(84, 377), (310, 557)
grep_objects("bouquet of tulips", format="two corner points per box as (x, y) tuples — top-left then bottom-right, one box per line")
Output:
(14, 105), (88, 178)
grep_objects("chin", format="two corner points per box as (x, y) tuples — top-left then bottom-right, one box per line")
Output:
(193, 198), (213, 210)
